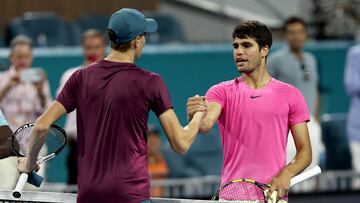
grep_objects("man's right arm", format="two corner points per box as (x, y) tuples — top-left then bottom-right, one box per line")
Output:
(159, 109), (204, 154)
(187, 96), (222, 134)
(17, 101), (67, 173)
(198, 102), (221, 134)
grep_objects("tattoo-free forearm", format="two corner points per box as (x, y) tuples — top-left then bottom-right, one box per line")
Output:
(173, 112), (203, 154)
(198, 117), (213, 134)
(198, 102), (222, 134)
(26, 125), (49, 170)
(281, 144), (312, 178)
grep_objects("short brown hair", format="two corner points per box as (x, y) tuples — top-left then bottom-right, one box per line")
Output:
(282, 17), (307, 32)
(82, 29), (106, 45)
(232, 20), (273, 49)
(106, 29), (132, 52)
(10, 35), (33, 55)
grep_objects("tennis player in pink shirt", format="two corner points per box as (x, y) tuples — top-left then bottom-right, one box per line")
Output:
(187, 21), (312, 202)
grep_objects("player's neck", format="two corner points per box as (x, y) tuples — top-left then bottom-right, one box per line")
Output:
(242, 66), (271, 89)
(105, 50), (135, 64)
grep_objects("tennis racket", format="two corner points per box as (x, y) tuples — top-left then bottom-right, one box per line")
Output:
(212, 165), (321, 202)
(11, 122), (67, 198)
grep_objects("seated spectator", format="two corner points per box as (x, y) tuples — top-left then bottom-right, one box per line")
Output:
(147, 125), (168, 197)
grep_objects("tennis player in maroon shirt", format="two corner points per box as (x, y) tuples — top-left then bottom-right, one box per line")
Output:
(17, 8), (206, 203)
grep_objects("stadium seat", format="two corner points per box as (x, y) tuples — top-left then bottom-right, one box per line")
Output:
(6, 17), (24, 46)
(321, 113), (352, 170)
(76, 15), (109, 32)
(65, 23), (82, 46)
(69, 15), (109, 45)
(7, 12), (71, 47)
(144, 13), (186, 44)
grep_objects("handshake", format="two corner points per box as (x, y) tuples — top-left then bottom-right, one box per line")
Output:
(186, 95), (208, 121)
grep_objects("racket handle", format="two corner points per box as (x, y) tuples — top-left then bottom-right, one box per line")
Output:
(27, 171), (44, 187)
(13, 173), (29, 198)
(290, 165), (321, 187)
(269, 191), (277, 203)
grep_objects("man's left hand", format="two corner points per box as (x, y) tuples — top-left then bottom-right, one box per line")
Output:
(267, 169), (291, 201)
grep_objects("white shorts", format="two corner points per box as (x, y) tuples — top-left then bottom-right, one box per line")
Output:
(0, 156), (46, 190)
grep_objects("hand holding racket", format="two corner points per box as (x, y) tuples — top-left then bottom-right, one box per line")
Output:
(212, 165), (321, 202)
(12, 122), (67, 198)
(265, 170), (292, 201)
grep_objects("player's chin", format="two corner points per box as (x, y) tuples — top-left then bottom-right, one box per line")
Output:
(237, 66), (251, 73)
(236, 65), (244, 71)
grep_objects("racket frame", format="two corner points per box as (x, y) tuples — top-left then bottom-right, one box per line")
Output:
(11, 122), (67, 198)
(212, 166), (322, 202)
(212, 178), (270, 201)
(12, 122), (67, 158)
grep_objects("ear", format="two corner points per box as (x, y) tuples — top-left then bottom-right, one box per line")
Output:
(261, 46), (269, 58)
(133, 36), (143, 49)
(132, 38), (138, 49)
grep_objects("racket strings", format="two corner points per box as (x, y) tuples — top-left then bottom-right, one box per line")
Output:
(219, 182), (266, 202)
(45, 127), (66, 153)
(14, 127), (46, 158)
(13, 126), (66, 159)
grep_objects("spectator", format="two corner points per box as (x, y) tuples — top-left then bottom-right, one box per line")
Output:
(0, 35), (52, 130)
(344, 43), (360, 187)
(267, 17), (323, 190)
(147, 125), (168, 197)
(312, 0), (360, 40)
(56, 29), (106, 185)
(0, 35), (50, 189)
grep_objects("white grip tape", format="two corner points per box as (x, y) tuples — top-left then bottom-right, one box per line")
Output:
(13, 173), (29, 197)
(290, 165), (321, 187)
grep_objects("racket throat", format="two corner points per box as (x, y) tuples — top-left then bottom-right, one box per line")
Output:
(38, 153), (55, 164)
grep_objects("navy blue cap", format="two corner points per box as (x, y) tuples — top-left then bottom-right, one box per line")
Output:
(107, 8), (158, 43)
